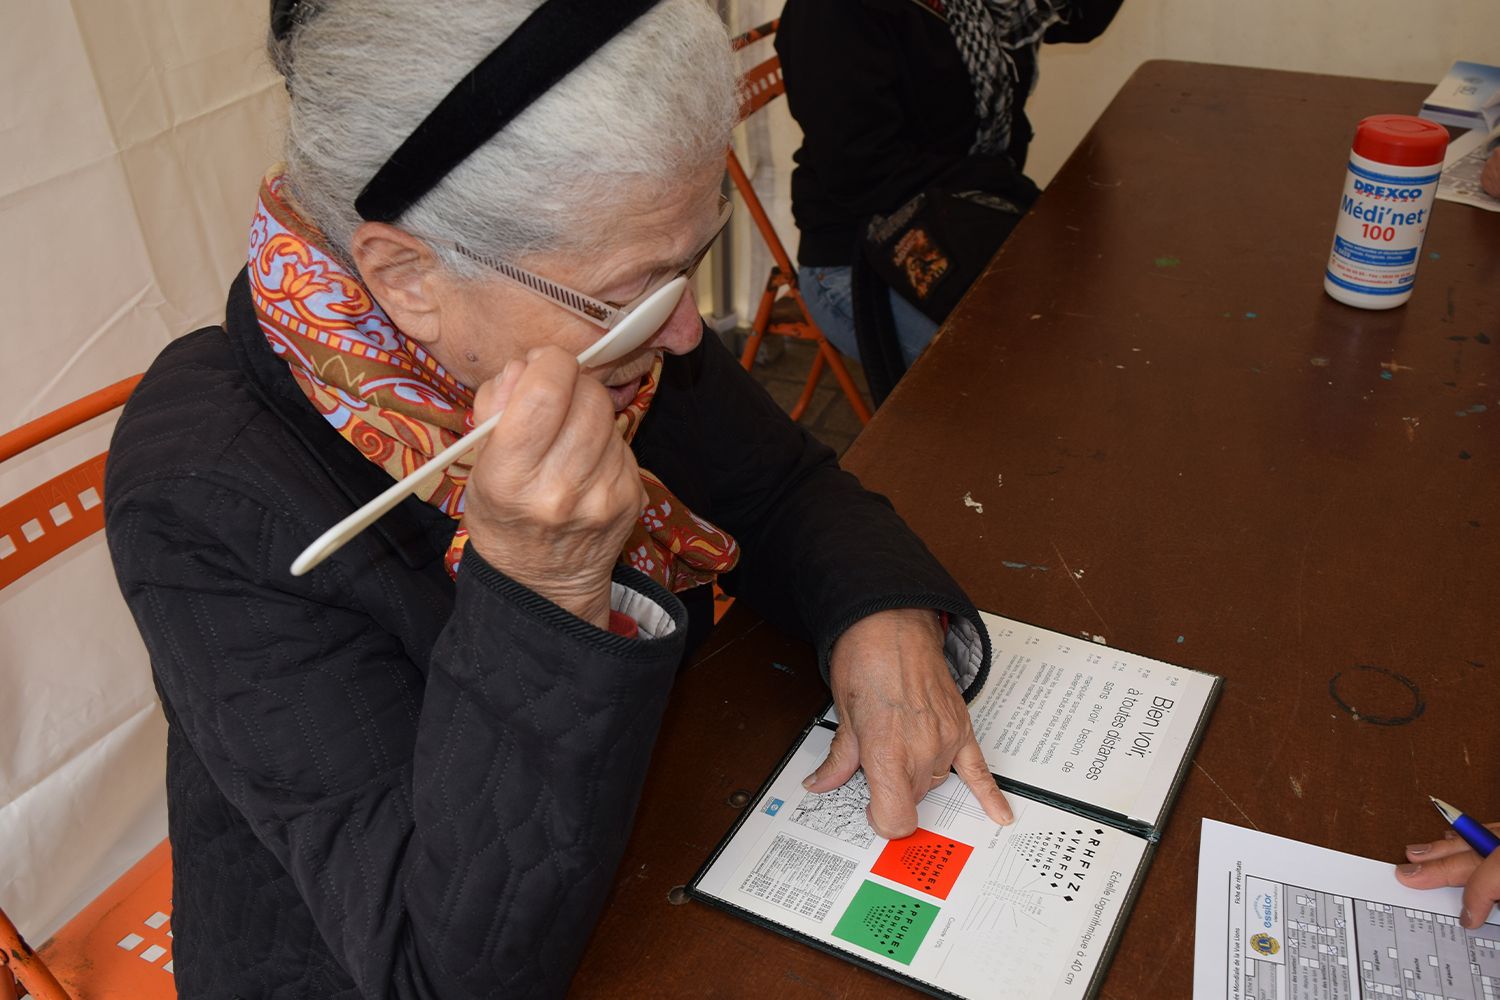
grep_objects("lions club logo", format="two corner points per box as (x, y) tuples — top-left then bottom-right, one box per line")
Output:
(1250, 933), (1280, 956)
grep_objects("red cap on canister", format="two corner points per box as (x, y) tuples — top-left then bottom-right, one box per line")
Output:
(1351, 114), (1449, 167)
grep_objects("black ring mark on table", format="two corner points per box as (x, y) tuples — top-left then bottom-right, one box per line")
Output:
(1328, 664), (1425, 726)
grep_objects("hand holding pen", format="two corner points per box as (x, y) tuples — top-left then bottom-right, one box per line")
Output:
(1396, 797), (1500, 930)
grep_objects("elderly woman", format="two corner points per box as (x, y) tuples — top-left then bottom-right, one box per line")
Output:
(104, 1), (1008, 996)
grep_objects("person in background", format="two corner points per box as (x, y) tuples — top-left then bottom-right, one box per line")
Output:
(1397, 820), (1500, 928)
(776, 0), (1124, 371)
(103, 1), (1009, 996)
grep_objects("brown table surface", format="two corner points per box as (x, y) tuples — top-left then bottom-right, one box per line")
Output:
(571, 60), (1500, 999)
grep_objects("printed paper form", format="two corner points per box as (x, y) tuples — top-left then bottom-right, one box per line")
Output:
(695, 724), (1149, 1000)
(1436, 127), (1500, 213)
(1194, 819), (1500, 1000)
(825, 611), (1218, 826)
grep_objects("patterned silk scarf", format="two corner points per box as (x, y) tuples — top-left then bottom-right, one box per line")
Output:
(247, 169), (739, 591)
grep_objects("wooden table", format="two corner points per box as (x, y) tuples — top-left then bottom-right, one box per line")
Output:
(571, 60), (1500, 998)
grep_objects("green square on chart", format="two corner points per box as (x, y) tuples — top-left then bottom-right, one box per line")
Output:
(831, 880), (940, 965)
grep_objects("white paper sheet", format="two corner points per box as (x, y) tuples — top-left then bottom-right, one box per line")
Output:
(1194, 819), (1500, 1000)
(1436, 127), (1500, 213)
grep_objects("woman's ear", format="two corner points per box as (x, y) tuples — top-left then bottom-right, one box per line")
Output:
(349, 222), (444, 345)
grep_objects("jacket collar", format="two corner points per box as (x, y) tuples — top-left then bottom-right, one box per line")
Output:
(223, 267), (454, 571)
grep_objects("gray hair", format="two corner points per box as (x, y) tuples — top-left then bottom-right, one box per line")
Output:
(270, 0), (739, 276)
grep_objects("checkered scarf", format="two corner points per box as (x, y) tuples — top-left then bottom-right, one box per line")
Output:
(939, 0), (1070, 156)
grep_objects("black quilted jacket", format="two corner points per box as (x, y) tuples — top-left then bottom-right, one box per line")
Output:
(104, 270), (989, 998)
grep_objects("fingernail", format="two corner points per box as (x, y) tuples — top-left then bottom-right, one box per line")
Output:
(1396, 863), (1422, 877)
(1461, 906), (1472, 927)
(1406, 843), (1431, 856)
(998, 806), (1014, 826)
(801, 773), (816, 790)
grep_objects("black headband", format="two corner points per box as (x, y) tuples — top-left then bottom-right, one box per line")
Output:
(354, 0), (663, 223)
(270, 0), (314, 43)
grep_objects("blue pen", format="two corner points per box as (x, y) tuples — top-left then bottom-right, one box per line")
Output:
(1430, 796), (1500, 857)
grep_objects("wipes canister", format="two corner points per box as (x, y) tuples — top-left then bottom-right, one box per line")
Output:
(1324, 114), (1448, 309)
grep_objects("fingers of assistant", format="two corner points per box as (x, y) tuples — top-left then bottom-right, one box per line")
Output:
(1459, 852), (1500, 928)
(1483, 149), (1500, 197)
(1398, 846), (1500, 928)
(1406, 823), (1500, 864)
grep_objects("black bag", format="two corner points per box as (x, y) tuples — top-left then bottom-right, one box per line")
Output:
(861, 154), (1041, 324)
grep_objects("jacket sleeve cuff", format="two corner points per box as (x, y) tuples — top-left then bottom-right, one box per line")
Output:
(458, 545), (682, 657)
(944, 613), (986, 697)
(816, 595), (991, 701)
(610, 579), (677, 639)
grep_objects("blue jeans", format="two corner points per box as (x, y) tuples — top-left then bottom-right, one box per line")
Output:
(797, 265), (939, 369)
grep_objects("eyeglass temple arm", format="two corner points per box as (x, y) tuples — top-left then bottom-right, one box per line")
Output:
(452, 244), (624, 327)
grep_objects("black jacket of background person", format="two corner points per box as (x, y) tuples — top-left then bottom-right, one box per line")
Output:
(104, 269), (991, 998)
(777, 0), (1124, 267)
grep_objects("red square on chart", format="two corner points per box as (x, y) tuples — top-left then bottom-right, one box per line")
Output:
(870, 828), (973, 900)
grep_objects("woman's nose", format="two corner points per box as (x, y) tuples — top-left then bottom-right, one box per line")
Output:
(646, 287), (706, 356)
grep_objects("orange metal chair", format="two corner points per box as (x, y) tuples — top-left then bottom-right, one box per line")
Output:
(0, 374), (178, 1000)
(728, 21), (872, 426)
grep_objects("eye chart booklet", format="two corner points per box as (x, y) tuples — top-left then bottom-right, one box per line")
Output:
(1195, 819), (1500, 1000)
(690, 611), (1221, 999)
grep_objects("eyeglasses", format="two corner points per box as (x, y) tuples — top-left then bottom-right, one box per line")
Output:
(450, 196), (732, 330)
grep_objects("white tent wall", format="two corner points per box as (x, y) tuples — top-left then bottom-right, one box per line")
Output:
(1, 1), (282, 943)
(4, 0), (1495, 951)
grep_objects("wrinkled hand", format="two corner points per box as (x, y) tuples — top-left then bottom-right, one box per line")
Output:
(1482, 148), (1500, 200)
(1396, 823), (1500, 929)
(461, 346), (646, 630)
(805, 608), (1012, 839)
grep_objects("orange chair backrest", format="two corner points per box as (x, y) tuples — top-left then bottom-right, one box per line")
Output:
(0, 374), (140, 590)
(731, 19), (784, 121)
(737, 54), (785, 121)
